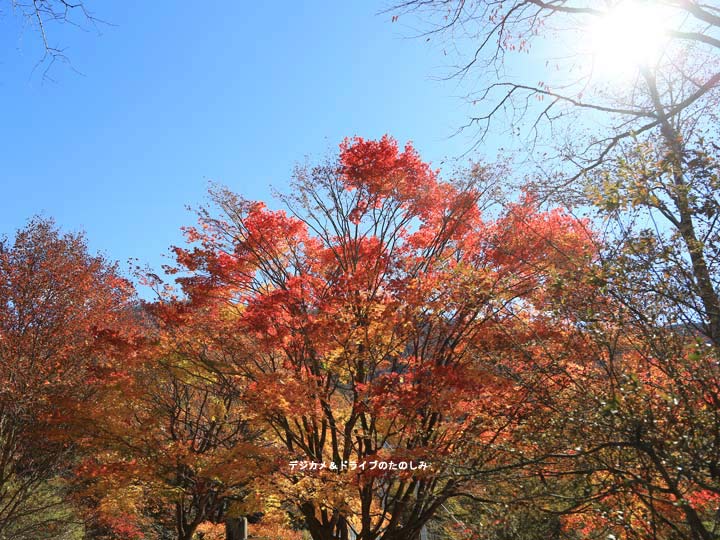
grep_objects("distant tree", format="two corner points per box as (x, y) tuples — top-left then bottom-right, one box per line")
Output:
(0, 217), (135, 538)
(76, 280), (277, 540)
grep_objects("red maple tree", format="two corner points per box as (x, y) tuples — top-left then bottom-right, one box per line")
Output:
(166, 135), (596, 540)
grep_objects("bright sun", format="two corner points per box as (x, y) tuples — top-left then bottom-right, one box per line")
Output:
(588, 1), (669, 76)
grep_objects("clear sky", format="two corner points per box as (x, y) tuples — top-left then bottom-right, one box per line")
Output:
(0, 1), (500, 288)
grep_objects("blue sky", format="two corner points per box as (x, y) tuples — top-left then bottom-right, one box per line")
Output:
(1, 1), (504, 287)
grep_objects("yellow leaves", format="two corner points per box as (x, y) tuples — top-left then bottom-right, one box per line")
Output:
(226, 490), (263, 518)
(98, 484), (145, 517)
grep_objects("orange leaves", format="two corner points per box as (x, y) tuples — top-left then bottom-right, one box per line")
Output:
(0, 218), (138, 381)
(155, 135), (611, 540)
(0, 218), (140, 510)
(488, 194), (595, 271)
(339, 135), (445, 222)
(339, 135), (435, 200)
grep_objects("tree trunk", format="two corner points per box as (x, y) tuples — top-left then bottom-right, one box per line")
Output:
(226, 517), (248, 540)
(641, 67), (720, 345)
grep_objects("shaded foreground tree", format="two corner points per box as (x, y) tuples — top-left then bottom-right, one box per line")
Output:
(558, 133), (720, 540)
(388, 5), (720, 535)
(447, 137), (720, 540)
(0, 217), (135, 539)
(168, 135), (596, 540)
(490, 279), (720, 540)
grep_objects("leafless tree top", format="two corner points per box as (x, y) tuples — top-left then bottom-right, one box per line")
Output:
(5, 0), (103, 79)
(390, 0), (720, 182)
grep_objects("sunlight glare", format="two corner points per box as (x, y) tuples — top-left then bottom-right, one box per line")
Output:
(588, 1), (668, 76)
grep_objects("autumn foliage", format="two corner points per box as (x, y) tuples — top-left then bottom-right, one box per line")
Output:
(3, 136), (720, 540)
(0, 218), (137, 539)
(160, 135), (598, 540)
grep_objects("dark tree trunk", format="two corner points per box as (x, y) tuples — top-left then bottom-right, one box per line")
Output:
(226, 517), (248, 540)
